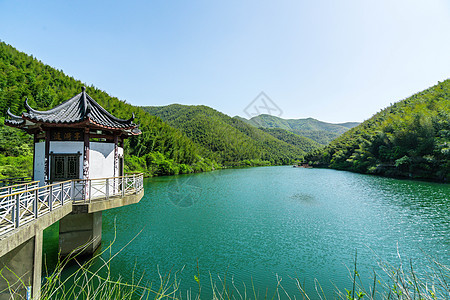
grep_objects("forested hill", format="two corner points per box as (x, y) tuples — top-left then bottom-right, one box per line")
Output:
(237, 115), (359, 145)
(0, 41), (219, 177)
(0, 41), (313, 178)
(305, 80), (450, 182)
(258, 128), (321, 153)
(143, 104), (318, 165)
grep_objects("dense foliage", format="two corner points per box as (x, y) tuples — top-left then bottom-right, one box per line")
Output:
(258, 128), (321, 153)
(0, 118), (33, 178)
(0, 41), (312, 178)
(0, 41), (218, 177)
(305, 80), (450, 182)
(238, 115), (358, 145)
(143, 104), (312, 165)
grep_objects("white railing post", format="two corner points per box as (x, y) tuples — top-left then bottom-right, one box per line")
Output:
(70, 181), (74, 201)
(60, 182), (64, 206)
(83, 180), (87, 203)
(137, 175), (139, 192)
(33, 189), (38, 219)
(15, 194), (20, 228)
(89, 180), (92, 203)
(122, 177), (125, 197)
(49, 185), (53, 211)
(106, 178), (109, 199)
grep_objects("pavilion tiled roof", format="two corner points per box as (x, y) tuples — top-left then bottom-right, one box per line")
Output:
(6, 87), (141, 136)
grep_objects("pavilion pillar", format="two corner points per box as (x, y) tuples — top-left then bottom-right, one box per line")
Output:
(32, 134), (37, 181)
(114, 135), (118, 194)
(44, 130), (50, 184)
(114, 135), (118, 177)
(83, 128), (90, 179)
(83, 128), (90, 200)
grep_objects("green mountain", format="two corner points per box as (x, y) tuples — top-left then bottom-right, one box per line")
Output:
(258, 128), (321, 153)
(0, 41), (218, 177)
(237, 115), (359, 145)
(143, 104), (317, 165)
(305, 80), (450, 182)
(0, 41), (315, 178)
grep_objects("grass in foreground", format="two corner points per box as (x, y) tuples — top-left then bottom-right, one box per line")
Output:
(39, 246), (450, 300)
(2, 230), (449, 299)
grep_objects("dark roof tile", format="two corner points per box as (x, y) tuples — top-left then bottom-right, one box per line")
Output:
(5, 87), (141, 135)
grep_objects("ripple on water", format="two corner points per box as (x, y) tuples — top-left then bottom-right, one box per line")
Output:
(289, 193), (316, 205)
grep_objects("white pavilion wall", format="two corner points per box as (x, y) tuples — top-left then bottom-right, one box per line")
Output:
(34, 141), (85, 186)
(89, 142), (115, 179)
(34, 140), (123, 189)
(88, 142), (123, 199)
(34, 142), (45, 185)
(50, 141), (84, 156)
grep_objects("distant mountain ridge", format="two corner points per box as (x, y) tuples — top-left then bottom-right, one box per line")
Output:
(336, 122), (360, 129)
(236, 115), (359, 145)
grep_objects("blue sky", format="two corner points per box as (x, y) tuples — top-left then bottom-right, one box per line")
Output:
(1, 0), (449, 122)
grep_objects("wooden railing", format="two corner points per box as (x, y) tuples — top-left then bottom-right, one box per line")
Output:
(71, 174), (144, 203)
(0, 181), (40, 197)
(0, 174), (144, 236)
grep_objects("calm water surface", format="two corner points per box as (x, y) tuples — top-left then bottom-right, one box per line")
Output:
(54, 167), (450, 297)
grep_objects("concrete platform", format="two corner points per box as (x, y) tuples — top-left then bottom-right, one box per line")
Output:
(72, 189), (144, 214)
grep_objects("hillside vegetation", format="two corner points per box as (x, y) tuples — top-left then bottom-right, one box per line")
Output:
(238, 115), (358, 145)
(305, 80), (450, 182)
(143, 104), (316, 166)
(0, 41), (314, 178)
(258, 128), (321, 153)
(0, 41), (218, 177)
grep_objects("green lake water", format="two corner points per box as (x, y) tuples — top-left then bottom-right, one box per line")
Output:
(45, 166), (450, 298)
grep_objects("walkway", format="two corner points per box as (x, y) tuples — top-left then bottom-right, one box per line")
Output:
(0, 174), (144, 237)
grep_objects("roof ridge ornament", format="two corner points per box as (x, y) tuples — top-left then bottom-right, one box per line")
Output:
(6, 108), (21, 119)
(24, 98), (33, 112)
(81, 86), (90, 117)
(127, 113), (135, 122)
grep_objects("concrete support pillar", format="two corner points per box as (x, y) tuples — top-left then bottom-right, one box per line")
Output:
(0, 230), (42, 300)
(59, 212), (102, 257)
(32, 230), (42, 300)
